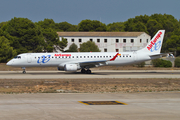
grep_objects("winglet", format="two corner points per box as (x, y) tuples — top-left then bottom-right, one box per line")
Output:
(110, 53), (119, 61)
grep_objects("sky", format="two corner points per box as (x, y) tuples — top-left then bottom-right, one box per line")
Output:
(0, 0), (179, 25)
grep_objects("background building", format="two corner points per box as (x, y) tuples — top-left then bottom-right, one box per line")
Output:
(57, 32), (151, 52)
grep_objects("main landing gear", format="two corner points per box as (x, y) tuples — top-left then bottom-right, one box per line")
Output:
(81, 68), (91, 74)
(22, 67), (26, 74)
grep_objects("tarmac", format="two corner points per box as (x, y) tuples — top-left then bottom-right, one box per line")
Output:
(0, 92), (180, 120)
(0, 70), (180, 120)
(0, 70), (180, 79)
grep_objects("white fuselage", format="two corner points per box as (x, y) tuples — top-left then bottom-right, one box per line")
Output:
(6, 51), (151, 68)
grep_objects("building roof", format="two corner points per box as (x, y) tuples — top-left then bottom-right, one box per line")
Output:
(57, 32), (149, 37)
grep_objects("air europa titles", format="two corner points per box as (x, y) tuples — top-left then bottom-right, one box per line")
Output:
(147, 31), (162, 51)
(54, 54), (71, 57)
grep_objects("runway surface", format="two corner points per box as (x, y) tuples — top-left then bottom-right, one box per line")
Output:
(0, 92), (179, 120)
(0, 70), (180, 79)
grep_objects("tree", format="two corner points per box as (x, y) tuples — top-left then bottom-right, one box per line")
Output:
(57, 37), (68, 52)
(78, 19), (107, 31)
(150, 14), (179, 33)
(147, 19), (163, 37)
(166, 35), (180, 56)
(0, 22), (7, 29)
(79, 41), (100, 52)
(1, 17), (45, 54)
(35, 18), (57, 30)
(57, 22), (77, 31)
(132, 22), (148, 33)
(0, 36), (16, 62)
(66, 43), (78, 52)
(152, 58), (172, 67)
(174, 57), (180, 67)
(107, 22), (125, 31)
(124, 15), (149, 32)
(41, 28), (60, 52)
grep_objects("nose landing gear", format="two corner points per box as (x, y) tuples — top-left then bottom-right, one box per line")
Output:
(22, 67), (26, 74)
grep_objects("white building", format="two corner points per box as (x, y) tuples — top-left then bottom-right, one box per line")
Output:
(57, 32), (151, 52)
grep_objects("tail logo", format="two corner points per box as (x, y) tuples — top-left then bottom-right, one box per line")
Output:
(150, 41), (161, 52)
(147, 31), (162, 51)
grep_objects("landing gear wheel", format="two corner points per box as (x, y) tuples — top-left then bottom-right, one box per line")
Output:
(81, 68), (86, 73)
(86, 70), (91, 74)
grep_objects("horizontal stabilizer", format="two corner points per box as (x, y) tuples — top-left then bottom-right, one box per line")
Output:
(149, 53), (168, 57)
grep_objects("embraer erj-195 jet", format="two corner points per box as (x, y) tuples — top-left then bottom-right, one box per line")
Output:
(7, 30), (165, 74)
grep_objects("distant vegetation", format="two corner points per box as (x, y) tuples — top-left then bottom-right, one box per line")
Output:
(174, 57), (180, 67)
(1, 14), (180, 62)
(152, 59), (172, 68)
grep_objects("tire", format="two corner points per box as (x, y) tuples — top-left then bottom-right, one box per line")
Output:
(81, 69), (86, 73)
(87, 70), (91, 74)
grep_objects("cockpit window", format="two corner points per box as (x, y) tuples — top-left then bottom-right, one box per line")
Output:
(14, 56), (21, 59)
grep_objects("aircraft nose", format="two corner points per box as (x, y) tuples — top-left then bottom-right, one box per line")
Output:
(6, 61), (13, 66)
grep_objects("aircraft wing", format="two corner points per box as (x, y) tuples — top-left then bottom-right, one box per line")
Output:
(79, 60), (107, 68)
(79, 53), (119, 68)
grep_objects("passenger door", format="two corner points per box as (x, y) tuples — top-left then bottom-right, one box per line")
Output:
(27, 54), (32, 63)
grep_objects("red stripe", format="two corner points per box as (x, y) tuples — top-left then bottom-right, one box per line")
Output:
(110, 53), (119, 61)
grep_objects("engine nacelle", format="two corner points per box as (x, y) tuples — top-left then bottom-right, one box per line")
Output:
(64, 64), (78, 71)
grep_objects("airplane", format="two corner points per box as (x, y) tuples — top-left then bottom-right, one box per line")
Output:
(6, 30), (165, 74)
